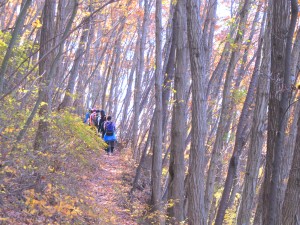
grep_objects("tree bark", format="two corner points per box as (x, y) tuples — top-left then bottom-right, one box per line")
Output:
(101, 52), (114, 110)
(235, 2), (262, 88)
(167, 0), (188, 223)
(273, 26), (300, 225)
(205, 0), (251, 220)
(58, 13), (91, 110)
(120, 46), (137, 141)
(266, 0), (297, 224)
(162, 2), (176, 141)
(130, 117), (154, 196)
(282, 90), (300, 224)
(186, 0), (207, 223)
(132, 0), (150, 159)
(151, 0), (163, 221)
(0, 0), (32, 94)
(202, 0), (217, 89)
(237, 4), (271, 224)
(33, 0), (56, 151)
(215, 5), (266, 224)
(13, 0), (78, 147)
(73, 4), (95, 114)
(107, 15), (127, 115)
(253, 181), (264, 225)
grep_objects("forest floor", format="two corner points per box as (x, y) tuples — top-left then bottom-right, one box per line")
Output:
(0, 147), (141, 225)
(83, 149), (139, 225)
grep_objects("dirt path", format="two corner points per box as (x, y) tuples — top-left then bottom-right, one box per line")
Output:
(85, 150), (137, 225)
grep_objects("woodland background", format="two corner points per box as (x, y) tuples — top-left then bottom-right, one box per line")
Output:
(0, 0), (300, 224)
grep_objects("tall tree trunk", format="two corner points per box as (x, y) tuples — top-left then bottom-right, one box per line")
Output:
(101, 52), (114, 110)
(186, 0), (207, 223)
(0, 0), (32, 94)
(265, 0), (297, 224)
(162, 2), (176, 141)
(215, 12), (264, 225)
(130, 117), (154, 196)
(205, 0), (251, 219)
(206, 12), (238, 99)
(282, 84), (300, 224)
(215, 6), (266, 225)
(253, 180), (264, 225)
(58, 14), (91, 110)
(120, 47), (137, 141)
(73, 4), (95, 114)
(107, 16), (127, 115)
(151, 0), (163, 221)
(49, 0), (69, 109)
(202, 0), (217, 89)
(13, 0), (78, 147)
(235, 1), (262, 87)
(107, 65), (117, 114)
(167, 0), (188, 223)
(275, 27), (300, 225)
(33, 0), (56, 151)
(132, 0), (150, 159)
(237, 3), (271, 224)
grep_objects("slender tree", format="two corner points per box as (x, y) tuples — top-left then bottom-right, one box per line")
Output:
(282, 81), (300, 224)
(132, 0), (150, 159)
(0, 0), (32, 94)
(186, 0), (207, 223)
(215, 6), (267, 225)
(151, 0), (163, 221)
(162, 2), (176, 141)
(13, 0), (78, 146)
(205, 0), (251, 219)
(58, 12), (92, 110)
(237, 3), (271, 224)
(265, 0), (297, 224)
(33, 0), (56, 151)
(167, 0), (188, 223)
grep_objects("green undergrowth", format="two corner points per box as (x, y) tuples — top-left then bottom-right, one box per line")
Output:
(0, 99), (108, 224)
(54, 110), (106, 152)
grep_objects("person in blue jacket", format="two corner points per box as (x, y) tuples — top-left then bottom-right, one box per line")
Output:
(84, 108), (92, 124)
(103, 116), (117, 155)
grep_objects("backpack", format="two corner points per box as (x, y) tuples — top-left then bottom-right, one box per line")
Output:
(99, 116), (106, 132)
(93, 114), (100, 128)
(96, 116), (101, 127)
(105, 121), (114, 136)
(90, 112), (97, 126)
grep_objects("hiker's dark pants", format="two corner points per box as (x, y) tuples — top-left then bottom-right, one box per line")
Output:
(106, 141), (115, 153)
(100, 129), (105, 138)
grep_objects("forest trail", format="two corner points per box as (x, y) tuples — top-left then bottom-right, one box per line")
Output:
(83, 149), (138, 225)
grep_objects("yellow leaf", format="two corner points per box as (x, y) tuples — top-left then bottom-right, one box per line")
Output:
(48, 166), (55, 172)
(32, 19), (42, 28)
(40, 101), (48, 106)
(83, 11), (91, 17)
(29, 208), (38, 214)
(47, 183), (52, 190)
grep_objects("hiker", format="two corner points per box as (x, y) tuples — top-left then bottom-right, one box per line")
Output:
(98, 110), (106, 138)
(84, 108), (92, 124)
(89, 109), (97, 126)
(103, 115), (117, 155)
(94, 109), (101, 130)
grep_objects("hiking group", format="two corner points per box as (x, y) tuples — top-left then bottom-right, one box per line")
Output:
(84, 109), (117, 155)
